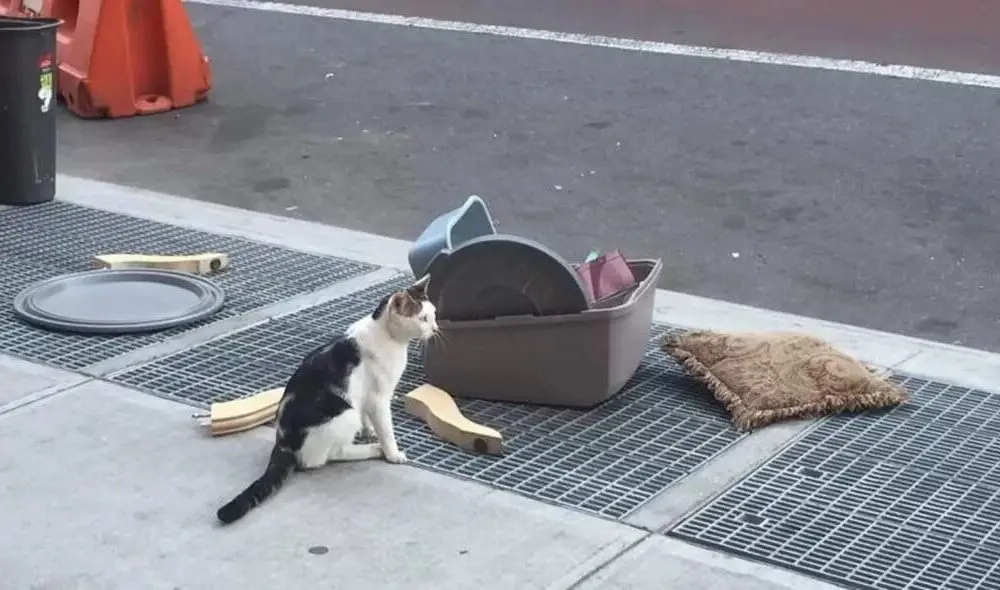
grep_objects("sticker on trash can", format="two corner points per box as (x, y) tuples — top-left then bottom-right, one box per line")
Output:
(38, 54), (54, 114)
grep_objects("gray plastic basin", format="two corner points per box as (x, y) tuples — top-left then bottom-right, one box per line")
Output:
(422, 259), (662, 408)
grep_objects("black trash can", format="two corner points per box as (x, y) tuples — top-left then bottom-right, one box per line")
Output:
(0, 16), (61, 206)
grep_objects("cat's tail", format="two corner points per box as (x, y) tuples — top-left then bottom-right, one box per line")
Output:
(216, 445), (297, 525)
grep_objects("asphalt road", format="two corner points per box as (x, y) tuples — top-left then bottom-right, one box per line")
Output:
(55, 2), (1000, 351)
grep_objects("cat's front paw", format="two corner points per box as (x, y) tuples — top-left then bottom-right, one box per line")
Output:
(384, 450), (408, 464)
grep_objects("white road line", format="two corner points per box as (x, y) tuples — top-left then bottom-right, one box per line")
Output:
(187, 0), (1000, 89)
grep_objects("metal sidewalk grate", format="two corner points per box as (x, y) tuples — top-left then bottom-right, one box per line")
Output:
(669, 374), (1000, 590)
(110, 277), (746, 520)
(110, 276), (415, 404)
(0, 201), (374, 370)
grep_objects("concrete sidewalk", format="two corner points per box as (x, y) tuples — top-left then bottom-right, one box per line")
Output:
(2, 175), (999, 589)
(0, 356), (832, 590)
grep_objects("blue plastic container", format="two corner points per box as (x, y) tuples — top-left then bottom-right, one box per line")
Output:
(408, 195), (497, 278)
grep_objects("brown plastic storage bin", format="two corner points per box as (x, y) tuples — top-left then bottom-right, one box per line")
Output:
(422, 259), (662, 408)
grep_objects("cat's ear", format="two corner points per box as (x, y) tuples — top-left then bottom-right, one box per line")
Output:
(407, 274), (430, 299)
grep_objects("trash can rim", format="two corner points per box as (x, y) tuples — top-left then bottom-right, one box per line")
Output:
(0, 17), (63, 32)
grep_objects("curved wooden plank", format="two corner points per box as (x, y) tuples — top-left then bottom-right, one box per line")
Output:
(403, 384), (503, 455)
(94, 252), (230, 275)
(193, 388), (283, 436)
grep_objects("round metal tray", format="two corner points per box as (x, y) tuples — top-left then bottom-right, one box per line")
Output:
(13, 268), (226, 334)
(425, 234), (590, 321)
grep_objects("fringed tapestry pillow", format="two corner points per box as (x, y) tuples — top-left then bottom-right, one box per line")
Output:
(661, 330), (908, 431)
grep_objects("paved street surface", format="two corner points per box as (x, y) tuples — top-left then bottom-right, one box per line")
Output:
(55, 0), (1000, 354)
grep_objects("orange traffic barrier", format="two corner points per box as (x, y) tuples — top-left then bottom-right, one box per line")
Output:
(7, 0), (212, 118)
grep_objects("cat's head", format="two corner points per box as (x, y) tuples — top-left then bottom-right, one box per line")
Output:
(373, 275), (439, 341)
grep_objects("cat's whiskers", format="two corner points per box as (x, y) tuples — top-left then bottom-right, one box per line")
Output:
(430, 329), (449, 350)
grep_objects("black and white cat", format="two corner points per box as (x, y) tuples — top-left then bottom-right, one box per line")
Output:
(216, 275), (438, 525)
